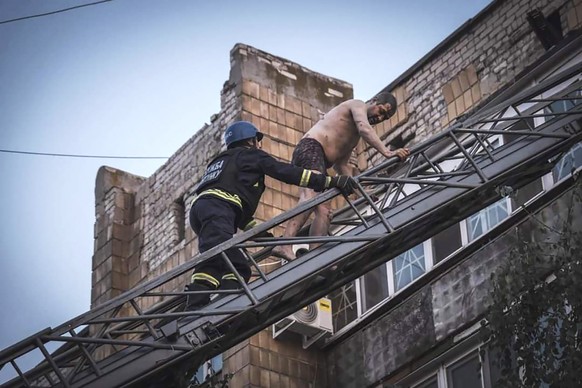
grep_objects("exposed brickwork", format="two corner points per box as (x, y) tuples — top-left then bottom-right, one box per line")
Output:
(441, 64), (482, 126)
(224, 44), (351, 387)
(233, 46), (354, 274)
(93, 166), (144, 308)
(224, 329), (327, 388)
(367, 0), (575, 169)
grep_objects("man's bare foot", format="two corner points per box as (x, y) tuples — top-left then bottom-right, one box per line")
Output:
(271, 246), (296, 261)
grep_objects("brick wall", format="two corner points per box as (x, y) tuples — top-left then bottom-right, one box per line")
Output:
(93, 166), (144, 308)
(225, 329), (328, 388)
(364, 0), (579, 169)
(222, 44), (352, 388)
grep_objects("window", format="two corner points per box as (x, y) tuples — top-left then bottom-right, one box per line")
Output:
(355, 241), (433, 316)
(432, 223), (462, 264)
(542, 87), (582, 140)
(553, 142), (582, 181)
(193, 355), (222, 385)
(466, 198), (510, 242)
(526, 8), (563, 51)
(360, 264), (389, 312)
(446, 353), (482, 387)
(330, 282), (358, 332)
(393, 243), (428, 291)
(407, 348), (497, 388)
(539, 73), (582, 183)
(416, 376), (438, 388)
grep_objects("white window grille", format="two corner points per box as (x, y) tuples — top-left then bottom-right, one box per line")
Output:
(392, 242), (429, 292)
(466, 197), (510, 242)
(553, 142), (582, 182)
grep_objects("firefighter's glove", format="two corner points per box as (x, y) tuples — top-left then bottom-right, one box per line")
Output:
(326, 175), (357, 195)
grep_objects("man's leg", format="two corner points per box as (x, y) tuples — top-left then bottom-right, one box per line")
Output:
(309, 201), (332, 249)
(272, 187), (317, 260)
(273, 137), (329, 260)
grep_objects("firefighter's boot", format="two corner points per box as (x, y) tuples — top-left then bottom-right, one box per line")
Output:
(184, 281), (216, 310)
(220, 279), (241, 291)
(220, 273), (242, 291)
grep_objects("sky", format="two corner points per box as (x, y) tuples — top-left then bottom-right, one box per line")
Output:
(0, 0), (492, 377)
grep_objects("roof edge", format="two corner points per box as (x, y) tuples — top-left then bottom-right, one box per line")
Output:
(380, 0), (502, 93)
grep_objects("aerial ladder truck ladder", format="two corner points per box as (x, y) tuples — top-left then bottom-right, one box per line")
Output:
(1, 61), (581, 388)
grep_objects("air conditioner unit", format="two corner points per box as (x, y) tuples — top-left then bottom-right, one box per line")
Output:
(272, 298), (333, 349)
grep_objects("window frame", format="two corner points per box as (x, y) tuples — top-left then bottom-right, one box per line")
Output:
(193, 354), (223, 385)
(407, 343), (496, 388)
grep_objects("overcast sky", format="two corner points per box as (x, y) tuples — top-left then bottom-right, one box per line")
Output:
(0, 0), (492, 378)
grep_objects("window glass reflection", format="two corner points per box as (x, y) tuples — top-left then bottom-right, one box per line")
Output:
(394, 243), (426, 291)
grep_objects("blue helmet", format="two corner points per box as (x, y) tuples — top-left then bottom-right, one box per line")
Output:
(224, 121), (264, 147)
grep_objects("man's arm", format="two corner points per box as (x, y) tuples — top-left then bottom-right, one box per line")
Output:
(349, 101), (408, 160)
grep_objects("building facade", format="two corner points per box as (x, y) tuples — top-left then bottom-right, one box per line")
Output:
(92, 0), (582, 386)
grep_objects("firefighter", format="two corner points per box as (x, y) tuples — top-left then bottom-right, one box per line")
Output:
(186, 121), (356, 310)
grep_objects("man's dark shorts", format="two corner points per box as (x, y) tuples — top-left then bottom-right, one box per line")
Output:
(291, 138), (331, 174)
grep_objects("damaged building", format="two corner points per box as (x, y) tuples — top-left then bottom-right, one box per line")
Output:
(1, 0), (581, 387)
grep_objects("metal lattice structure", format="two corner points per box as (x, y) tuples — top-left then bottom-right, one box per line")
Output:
(1, 62), (581, 388)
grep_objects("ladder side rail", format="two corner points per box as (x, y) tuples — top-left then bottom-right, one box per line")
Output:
(212, 124), (582, 328)
(222, 113), (582, 319)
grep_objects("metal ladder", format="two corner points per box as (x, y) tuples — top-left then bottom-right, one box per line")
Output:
(1, 63), (581, 388)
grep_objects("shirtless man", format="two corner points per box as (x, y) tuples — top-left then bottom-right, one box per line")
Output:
(272, 91), (410, 261)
